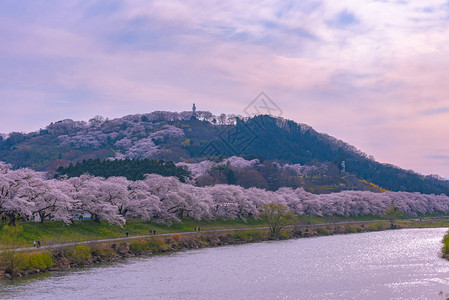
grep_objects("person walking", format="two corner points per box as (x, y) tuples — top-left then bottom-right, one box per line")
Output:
(126, 231), (129, 237)
(33, 240), (36, 247)
(37, 240), (41, 248)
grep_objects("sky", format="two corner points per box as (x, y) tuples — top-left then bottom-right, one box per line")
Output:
(1, 0), (449, 178)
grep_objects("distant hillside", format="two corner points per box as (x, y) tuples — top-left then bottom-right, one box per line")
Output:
(56, 156), (385, 193)
(1, 111), (449, 195)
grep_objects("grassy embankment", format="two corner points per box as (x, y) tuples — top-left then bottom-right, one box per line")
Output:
(0, 228), (275, 279)
(1, 213), (449, 249)
(1, 214), (449, 278)
(0, 218), (265, 249)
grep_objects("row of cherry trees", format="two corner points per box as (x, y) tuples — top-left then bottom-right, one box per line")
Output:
(2, 162), (449, 226)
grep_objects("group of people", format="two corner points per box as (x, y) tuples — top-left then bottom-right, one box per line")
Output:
(194, 227), (201, 231)
(33, 240), (41, 248)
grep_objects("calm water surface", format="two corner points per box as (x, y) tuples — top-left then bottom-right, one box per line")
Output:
(1, 228), (449, 299)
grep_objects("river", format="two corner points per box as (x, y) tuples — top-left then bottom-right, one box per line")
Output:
(1, 228), (449, 299)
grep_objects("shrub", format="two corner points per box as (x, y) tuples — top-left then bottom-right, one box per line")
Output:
(91, 245), (117, 259)
(278, 230), (291, 240)
(233, 231), (249, 241)
(0, 250), (26, 275)
(233, 230), (266, 241)
(129, 239), (150, 253)
(344, 225), (357, 233)
(316, 227), (331, 235)
(252, 230), (267, 240)
(129, 237), (168, 254)
(196, 236), (210, 247)
(442, 232), (449, 257)
(367, 221), (388, 231)
(147, 237), (168, 252)
(171, 234), (181, 242)
(21, 250), (54, 271)
(64, 244), (92, 264)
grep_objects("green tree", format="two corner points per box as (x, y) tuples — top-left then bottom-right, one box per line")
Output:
(382, 205), (403, 229)
(259, 203), (294, 238)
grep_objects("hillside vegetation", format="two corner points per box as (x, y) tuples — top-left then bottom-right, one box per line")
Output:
(1, 111), (448, 195)
(57, 158), (191, 182)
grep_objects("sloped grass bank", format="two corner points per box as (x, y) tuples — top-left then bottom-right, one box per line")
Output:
(0, 220), (407, 280)
(3, 218), (268, 249)
(1, 230), (274, 279)
(2, 215), (449, 279)
(5, 214), (446, 249)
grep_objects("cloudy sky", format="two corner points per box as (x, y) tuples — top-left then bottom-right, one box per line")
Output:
(1, 0), (449, 177)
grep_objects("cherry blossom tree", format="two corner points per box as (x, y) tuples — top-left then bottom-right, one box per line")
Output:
(0, 167), (36, 225)
(96, 176), (129, 215)
(207, 184), (255, 219)
(65, 175), (125, 225)
(3, 159), (449, 226)
(142, 174), (213, 223)
(42, 179), (74, 223)
(20, 174), (73, 223)
(127, 180), (161, 220)
(172, 184), (213, 220)
(142, 174), (184, 223)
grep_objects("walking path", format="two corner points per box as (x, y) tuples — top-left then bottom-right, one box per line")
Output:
(2, 219), (385, 253)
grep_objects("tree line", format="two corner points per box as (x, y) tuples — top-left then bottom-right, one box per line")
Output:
(2, 162), (449, 227)
(57, 158), (191, 182)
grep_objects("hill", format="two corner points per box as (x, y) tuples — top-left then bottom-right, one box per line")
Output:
(1, 111), (449, 195)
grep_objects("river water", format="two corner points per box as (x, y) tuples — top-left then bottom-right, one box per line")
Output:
(1, 228), (449, 299)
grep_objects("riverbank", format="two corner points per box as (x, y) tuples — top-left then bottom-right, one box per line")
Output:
(4, 228), (447, 299)
(0, 220), (381, 279)
(0, 216), (385, 249)
(0, 217), (443, 280)
(3, 215), (449, 279)
(0, 229), (267, 279)
(4, 214), (449, 249)
(8, 228), (449, 299)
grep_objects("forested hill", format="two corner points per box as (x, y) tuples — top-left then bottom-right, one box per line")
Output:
(1, 111), (448, 195)
(241, 116), (449, 195)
